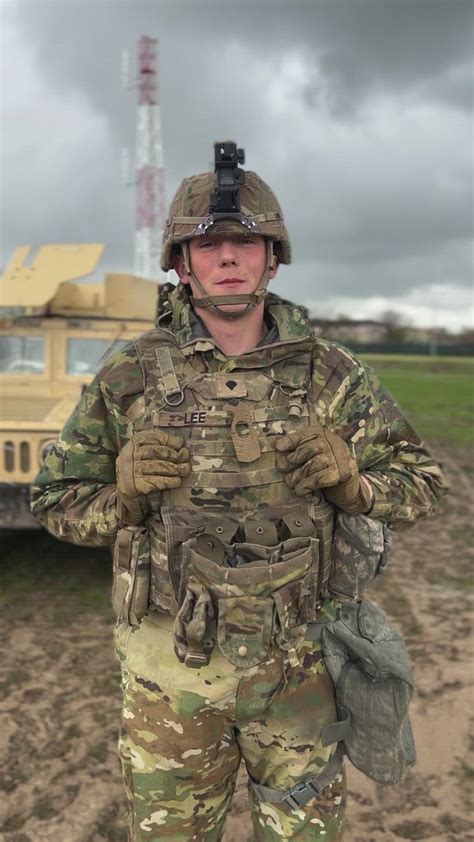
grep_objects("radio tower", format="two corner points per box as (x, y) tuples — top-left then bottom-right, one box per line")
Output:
(134, 36), (166, 279)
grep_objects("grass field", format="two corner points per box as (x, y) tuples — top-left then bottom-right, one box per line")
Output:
(361, 354), (473, 446)
(1, 527), (112, 613)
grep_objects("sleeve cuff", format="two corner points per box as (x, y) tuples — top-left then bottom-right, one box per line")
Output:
(116, 491), (150, 524)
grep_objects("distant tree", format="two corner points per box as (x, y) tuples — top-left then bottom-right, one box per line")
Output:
(456, 327), (474, 343)
(380, 309), (410, 343)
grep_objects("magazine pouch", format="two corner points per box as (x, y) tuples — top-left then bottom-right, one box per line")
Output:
(112, 526), (151, 626)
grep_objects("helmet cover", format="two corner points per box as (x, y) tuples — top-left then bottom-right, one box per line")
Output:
(161, 170), (291, 271)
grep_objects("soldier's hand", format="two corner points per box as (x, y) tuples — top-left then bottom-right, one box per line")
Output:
(116, 430), (191, 498)
(274, 425), (372, 512)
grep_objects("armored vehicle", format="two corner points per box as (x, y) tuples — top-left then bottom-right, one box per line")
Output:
(0, 244), (159, 528)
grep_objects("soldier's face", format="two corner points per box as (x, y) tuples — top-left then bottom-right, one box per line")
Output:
(174, 234), (278, 314)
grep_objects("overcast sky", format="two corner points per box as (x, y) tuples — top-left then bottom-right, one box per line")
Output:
(1, 0), (472, 330)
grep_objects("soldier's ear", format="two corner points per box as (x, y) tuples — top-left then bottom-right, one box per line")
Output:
(172, 253), (190, 283)
(269, 255), (279, 280)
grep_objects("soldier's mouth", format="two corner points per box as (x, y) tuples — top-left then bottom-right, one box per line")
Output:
(217, 278), (245, 286)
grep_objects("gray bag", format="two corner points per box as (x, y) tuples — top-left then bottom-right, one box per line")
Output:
(321, 600), (416, 784)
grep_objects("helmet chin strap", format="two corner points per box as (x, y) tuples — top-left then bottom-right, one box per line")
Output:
(181, 241), (275, 320)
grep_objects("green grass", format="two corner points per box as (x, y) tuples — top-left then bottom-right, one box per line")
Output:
(361, 354), (474, 368)
(361, 355), (474, 446)
(1, 528), (113, 616)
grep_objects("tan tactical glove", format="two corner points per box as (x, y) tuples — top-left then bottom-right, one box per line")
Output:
(115, 431), (191, 523)
(274, 425), (373, 513)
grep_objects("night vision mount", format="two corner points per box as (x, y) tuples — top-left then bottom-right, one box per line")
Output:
(196, 140), (257, 236)
(209, 141), (245, 214)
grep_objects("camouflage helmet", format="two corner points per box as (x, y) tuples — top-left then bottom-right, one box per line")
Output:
(160, 170), (292, 272)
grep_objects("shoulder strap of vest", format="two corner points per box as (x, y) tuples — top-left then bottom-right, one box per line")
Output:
(154, 346), (184, 404)
(135, 328), (192, 411)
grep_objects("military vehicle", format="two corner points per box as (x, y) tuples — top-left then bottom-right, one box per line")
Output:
(0, 243), (159, 528)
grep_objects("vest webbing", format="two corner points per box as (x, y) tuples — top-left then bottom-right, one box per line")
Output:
(134, 326), (336, 621)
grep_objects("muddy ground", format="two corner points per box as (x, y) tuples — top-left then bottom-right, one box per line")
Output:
(1, 443), (473, 841)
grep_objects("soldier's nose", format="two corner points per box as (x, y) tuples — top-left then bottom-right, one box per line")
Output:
(218, 241), (239, 265)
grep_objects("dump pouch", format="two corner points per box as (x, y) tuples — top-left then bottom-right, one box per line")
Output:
(320, 600), (416, 784)
(112, 525), (151, 626)
(173, 533), (315, 668)
(328, 512), (391, 601)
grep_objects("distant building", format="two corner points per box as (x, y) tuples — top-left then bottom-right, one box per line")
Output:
(310, 318), (387, 343)
(309, 317), (471, 353)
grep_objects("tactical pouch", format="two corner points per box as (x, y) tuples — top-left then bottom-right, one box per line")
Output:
(174, 536), (314, 668)
(112, 525), (150, 626)
(174, 580), (216, 667)
(149, 519), (177, 614)
(328, 512), (390, 601)
(218, 596), (274, 668)
(320, 600), (416, 784)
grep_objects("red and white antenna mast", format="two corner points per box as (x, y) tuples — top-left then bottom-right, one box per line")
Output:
(134, 36), (166, 279)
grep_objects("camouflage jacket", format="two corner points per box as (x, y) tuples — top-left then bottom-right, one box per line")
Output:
(30, 285), (447, 547)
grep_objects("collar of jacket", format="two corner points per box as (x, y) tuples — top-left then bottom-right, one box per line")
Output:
(158, 282), (313, 352)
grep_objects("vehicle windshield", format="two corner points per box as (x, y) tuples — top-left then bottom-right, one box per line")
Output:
(0, 335), (45, 374)
(66, 338), (127, 375)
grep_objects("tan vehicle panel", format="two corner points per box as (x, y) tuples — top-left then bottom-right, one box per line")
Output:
(0, 320), (153, 484)
(0, 245), (161, 526)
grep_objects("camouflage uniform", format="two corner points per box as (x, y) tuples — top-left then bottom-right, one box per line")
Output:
(31, 283), (446, 841)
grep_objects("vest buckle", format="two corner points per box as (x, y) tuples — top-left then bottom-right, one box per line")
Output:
(184, 651), (210, 668)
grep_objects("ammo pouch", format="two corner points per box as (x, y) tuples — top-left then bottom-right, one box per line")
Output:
(319, 600), (415, 784)
(112, 526), (151, 626)
(328, 512), (391, 601)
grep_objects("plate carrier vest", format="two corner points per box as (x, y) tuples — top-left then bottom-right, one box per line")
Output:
(122, 322), (336, 669)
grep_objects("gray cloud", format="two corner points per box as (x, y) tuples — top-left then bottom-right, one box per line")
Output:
(9, 1), (473, 119)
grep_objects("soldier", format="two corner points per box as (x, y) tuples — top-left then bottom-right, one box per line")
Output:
(31, 141), (446, 841)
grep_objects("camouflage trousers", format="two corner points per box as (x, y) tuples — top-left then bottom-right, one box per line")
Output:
(114, 611), (346, 841)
